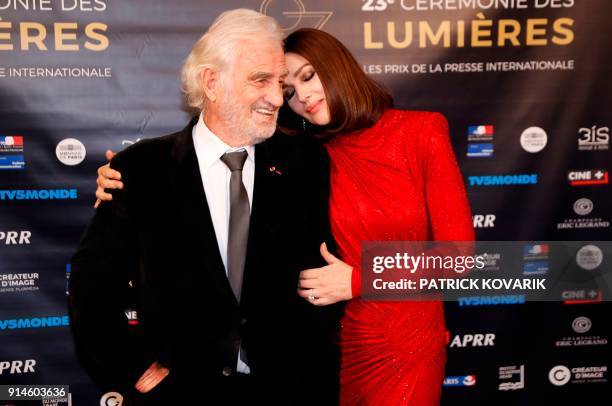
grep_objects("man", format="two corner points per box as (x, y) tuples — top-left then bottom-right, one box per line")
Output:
(69, 9), (342, 405)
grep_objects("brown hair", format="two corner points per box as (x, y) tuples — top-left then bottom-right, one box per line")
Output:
(278, 28), (393, 139)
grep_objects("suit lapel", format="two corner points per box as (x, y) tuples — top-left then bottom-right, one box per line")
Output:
(241, 139), (283, 305)
(171, 119), (237, 307)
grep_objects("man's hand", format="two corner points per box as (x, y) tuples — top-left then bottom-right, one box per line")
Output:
(134, 361), (170, 393)
(94, 150), (122, 208)
(297, 242), (353, 306)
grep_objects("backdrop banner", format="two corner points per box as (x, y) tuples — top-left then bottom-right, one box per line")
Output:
(0, 0), (610, 404)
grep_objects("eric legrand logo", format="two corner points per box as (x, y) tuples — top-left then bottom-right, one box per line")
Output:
(573, 198), (593, 216)
(572, 316), (592, 334)
(556, 316), (607, 348)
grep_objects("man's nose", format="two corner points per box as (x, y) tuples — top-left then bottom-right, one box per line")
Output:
(266, 83), (284, 108)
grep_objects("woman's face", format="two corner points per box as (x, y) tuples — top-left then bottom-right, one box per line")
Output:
(282, 52), (331, 126)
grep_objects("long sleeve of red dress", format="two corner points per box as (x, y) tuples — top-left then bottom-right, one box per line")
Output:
(325, 110), (474, 405)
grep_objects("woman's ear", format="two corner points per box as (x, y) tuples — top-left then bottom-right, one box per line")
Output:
(200, 68), (219, 103)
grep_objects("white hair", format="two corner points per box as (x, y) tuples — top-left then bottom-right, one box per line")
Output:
(181, 8), (283, 112)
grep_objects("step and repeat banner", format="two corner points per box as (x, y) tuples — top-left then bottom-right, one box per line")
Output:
(0, 0), (610, 404)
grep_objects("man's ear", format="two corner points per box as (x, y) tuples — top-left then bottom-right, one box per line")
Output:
(200, 68), (220, 102)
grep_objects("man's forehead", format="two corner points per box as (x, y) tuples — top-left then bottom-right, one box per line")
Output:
(244, 63), (288, 79)
(236, 38), (282, 56)
(238, 53), (286, 73)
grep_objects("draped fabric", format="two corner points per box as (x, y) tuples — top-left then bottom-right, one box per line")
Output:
(325, 110), (475, 405)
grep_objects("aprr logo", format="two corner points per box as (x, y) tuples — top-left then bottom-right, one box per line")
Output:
(0, 231), (31, 245)
(0, 359), (36, 375)
(472, 214), (495, 228)
(448, 333), (495, 348)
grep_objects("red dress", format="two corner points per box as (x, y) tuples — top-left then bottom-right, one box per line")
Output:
(325, 110), (474, 405)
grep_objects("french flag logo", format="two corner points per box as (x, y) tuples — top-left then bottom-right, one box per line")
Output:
(468, 125), (493, 137)
(0, 136), (24, 146)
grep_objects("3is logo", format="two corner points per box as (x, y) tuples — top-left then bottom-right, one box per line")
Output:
(578, 126), (609, 150)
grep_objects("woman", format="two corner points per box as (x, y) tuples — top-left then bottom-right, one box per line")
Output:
(96, 28), (474, 405)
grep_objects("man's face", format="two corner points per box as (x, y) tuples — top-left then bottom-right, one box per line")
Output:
(215, 39), (287, 145)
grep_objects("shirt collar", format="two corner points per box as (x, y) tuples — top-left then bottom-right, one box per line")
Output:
(193, 112), (255, 169)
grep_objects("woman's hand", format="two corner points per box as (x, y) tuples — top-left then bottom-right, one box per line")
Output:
(297, 242), (353, 306)
(94, 150), (123, 208)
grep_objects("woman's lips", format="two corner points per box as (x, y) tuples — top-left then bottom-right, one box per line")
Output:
(306, 99), (323, 114)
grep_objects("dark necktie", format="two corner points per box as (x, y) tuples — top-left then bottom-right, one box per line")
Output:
(220, 150), (250, 302)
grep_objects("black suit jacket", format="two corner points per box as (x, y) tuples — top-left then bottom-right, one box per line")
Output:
(69, 118), (343, 404)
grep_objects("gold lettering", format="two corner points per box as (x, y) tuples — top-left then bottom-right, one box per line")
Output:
(364, 22), (383, 49)
(84, 22), (108, 51)
(526, 18), (548, 46)
(471, 13), (493, 47)
(552, 18), (574, 45)
(419, 20), (450, 48)
(0, 18), (13, 51)
(20, 22), (47, 50)
(498, 19), (521, 46)
(54, 22), (79, 51)
(388, 21), (413, 48)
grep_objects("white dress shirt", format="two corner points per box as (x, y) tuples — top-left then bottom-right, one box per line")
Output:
(192, 113), (254, 374)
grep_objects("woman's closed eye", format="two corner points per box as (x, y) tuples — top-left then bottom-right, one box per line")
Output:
(282, 71), (316, 101)
(303, 71), (315, 81)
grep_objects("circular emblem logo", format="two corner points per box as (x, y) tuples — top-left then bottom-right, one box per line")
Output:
(520, 127), (548, 153)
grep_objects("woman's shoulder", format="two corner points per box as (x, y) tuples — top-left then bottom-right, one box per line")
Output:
(381, 109), (447, 127)
(377, 109), (448, 143)
(377, 110), (450, 158)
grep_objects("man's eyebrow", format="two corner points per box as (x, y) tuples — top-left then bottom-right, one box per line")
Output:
(248, 71), (273, 81)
